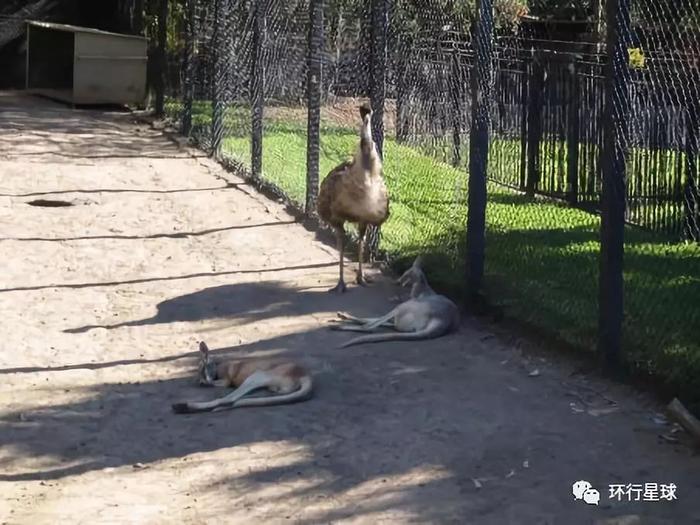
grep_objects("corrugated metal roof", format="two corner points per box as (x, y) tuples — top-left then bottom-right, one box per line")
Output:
(25, 20), (146, 41)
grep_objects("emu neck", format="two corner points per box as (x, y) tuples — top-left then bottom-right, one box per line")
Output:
(359, 116), (376, 171)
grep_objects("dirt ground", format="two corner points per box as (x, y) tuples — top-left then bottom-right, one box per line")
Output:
(0, 91), (698, 525)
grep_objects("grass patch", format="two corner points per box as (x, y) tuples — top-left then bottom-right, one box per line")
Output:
(176, 99), (700, 412)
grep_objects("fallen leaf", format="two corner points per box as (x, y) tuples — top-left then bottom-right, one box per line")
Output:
(505, 469), (516, 478)
(670, 423), (685, 434)
(528, 369), (540, 377)
(570, 402), (585, 413)
(651, 414), (669, 426)
(472, 478), (482, 489)
(588, 406), (619, 417)
(522, 460), (529, 468)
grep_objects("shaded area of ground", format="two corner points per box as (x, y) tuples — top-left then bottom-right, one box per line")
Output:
(0, 91), (698, 525)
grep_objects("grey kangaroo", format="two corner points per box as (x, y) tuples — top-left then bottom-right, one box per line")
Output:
(330, 256), (460, 348)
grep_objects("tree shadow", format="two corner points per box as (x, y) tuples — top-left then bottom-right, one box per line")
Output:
(0, 321), (480, 522)
(63, 278), (389, 334)
(1, 262), (336, 294)
(3, 321), (698, 523)
(0, 219), (295, 242)
(0, 92), (187, 161)
(0, 184), (240, 198)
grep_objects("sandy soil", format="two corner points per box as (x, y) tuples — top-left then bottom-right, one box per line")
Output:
(0, 91), (698, 525)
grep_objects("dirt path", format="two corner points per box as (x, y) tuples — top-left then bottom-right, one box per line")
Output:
(0, 92), (697, 525)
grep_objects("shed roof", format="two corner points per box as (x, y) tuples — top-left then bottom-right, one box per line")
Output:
(25, 20), (146, 41)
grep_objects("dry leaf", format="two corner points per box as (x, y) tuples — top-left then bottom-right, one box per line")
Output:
(528, 369), (540, 377)
(522, 460), (529, 468)
(587, 406), (619, 417)
(651, 414), (669, 426)
(505, 469), (516, 478)
(472, 478), (482, 489)
(570, 402), (585, 413)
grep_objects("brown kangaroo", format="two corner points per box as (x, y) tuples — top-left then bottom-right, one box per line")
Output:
(171, 342), (313, 414)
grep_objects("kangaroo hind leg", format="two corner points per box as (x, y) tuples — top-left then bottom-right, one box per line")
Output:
(331, 308), (397, 333)
(335, 311), (393, 327)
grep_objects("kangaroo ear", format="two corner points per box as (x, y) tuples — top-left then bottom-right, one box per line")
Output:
(199, 341), (210, 357)
(412, 256), (423, 269)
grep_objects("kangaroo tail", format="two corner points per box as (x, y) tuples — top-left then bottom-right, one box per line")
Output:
(232, 377), (313, 408)
(172, 370), (274, 414)
(338, 319), (449, 349)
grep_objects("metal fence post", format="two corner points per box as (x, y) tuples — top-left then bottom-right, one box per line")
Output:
(367, 0), (388, 259)
(598, 0), (631, 370)
(181, 0), (196, 136)
(306, 0), (324, 215)
(251, 0), (266, 180)
(211, 0), (229, 156)
(525, 52), (544, 198)
(154, 0), (168, 116)
(566, 56), (580, 205)
(684, 98), (699, 241)
(450, 45), (462, 168)
(466, 0), (494, 298)
(396, 34), (409, 143)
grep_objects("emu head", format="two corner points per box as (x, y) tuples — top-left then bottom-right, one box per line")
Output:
(359, 102), (372, 121)
(197, 341), (218, 386)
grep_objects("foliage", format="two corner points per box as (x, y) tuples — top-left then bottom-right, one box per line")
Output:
(527, 0), (597, 21)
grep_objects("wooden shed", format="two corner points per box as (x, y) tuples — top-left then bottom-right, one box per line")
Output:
(25, 20), (147, 106)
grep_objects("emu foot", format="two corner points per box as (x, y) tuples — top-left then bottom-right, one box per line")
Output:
(328, 280), (347, 294)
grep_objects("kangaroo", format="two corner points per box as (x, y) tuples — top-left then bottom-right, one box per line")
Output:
(171, 342), (313, 414)
(330, 256), (460, 348)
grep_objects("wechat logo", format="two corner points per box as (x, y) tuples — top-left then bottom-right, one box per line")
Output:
(572, 480), (601, 506)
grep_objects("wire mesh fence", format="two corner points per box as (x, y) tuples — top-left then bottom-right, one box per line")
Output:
(152, 0), (699, 412)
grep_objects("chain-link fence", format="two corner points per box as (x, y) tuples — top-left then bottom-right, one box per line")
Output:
(152, 0), (699, 413)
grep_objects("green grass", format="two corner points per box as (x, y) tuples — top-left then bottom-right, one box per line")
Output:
(173, 100), (700, 412)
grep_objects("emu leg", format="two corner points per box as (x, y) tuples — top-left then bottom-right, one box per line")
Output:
(356, 223), (373, 286)
(329, 226), (347, 293)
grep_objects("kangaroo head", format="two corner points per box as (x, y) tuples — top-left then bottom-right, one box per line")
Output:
(197, 341), (218, 386)
(359, 102), (372, 121)
(397, 256), (431, 297)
